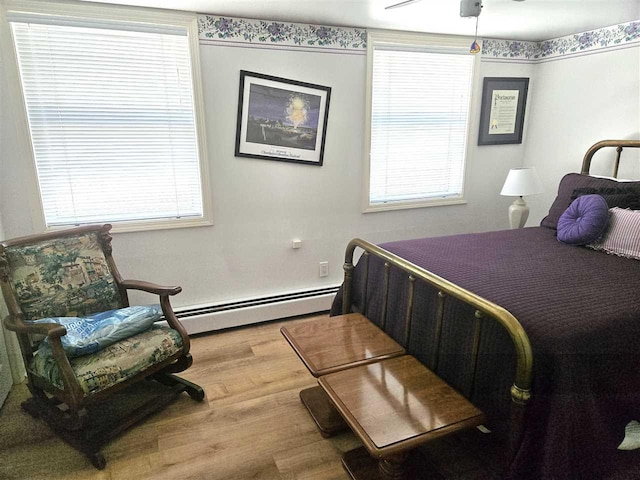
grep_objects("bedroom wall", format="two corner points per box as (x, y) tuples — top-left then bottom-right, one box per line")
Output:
(0, 10), (532, 316)
(522, 26), (640, 224)
(0, 25), (28, 380)
(1, 7), (638, 330)
(1, 7), (637, 330)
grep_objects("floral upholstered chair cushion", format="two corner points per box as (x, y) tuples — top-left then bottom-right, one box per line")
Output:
(30, 325), (183, 395)
(3, 232), (122, 321)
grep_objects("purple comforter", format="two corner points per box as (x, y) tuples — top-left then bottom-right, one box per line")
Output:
(332, 227), (640, 479)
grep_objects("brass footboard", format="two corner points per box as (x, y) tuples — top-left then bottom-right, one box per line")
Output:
(342, 238), (533, 407)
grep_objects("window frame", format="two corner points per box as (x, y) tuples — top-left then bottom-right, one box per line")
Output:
(363, 30), (479, 213)
(2, 0), (212, 233)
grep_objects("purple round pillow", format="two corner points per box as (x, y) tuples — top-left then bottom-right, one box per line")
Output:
(557, 194), (609, 245)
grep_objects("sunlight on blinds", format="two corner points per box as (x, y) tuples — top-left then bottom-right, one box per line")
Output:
(10, 19), (204, 226)
(370, 47), (474, 205)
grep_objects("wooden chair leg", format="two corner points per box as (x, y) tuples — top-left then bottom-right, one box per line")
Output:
(152, 372), (205, 402)
(162, 353), (193, 373)
(21, 378), (198, 469)
(22, 395), (87, 431)
(88, 452), (106, 470)
(21, 398), (40, 419)
(23, 397), (106, 469)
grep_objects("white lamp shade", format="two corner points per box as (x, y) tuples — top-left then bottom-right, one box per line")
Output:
(500, 167), (544, 196)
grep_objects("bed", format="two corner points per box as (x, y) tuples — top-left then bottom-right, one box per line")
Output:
(330, 140), (640, 479)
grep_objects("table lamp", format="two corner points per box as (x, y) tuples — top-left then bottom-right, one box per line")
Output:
(500, 167), (543, 229)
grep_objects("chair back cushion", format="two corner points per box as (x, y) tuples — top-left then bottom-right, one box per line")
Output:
(3, 232), (123, 321)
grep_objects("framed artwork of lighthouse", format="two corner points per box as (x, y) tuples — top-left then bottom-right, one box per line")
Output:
(235, 70), (332, 166)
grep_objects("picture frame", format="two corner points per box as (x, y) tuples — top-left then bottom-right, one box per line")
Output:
(235, 70), (331, 166)
(478, 77), (529, 146)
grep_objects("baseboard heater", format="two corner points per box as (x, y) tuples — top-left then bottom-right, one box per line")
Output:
(173, 286), (340, 335)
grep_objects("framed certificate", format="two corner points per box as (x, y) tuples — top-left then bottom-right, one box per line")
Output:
(478, 77), (529, 146)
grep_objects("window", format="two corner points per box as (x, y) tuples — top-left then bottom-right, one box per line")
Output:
(6, 1), (211, 231)
(364, 31), (477, 212)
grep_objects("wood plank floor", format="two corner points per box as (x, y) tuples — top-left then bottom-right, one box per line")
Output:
(0, 314), (503, 480)
(0, 314), (360, 480)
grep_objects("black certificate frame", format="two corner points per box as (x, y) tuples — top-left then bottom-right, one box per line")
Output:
(478, 77), (529, 146)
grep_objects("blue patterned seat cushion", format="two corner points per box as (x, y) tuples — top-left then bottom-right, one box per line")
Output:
(30, 325), (183, 395)
(33, 305), (162, 358)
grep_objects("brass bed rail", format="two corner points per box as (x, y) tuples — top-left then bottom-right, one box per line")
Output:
(581, 139), (640, 177)
(342, 238), (534, 406)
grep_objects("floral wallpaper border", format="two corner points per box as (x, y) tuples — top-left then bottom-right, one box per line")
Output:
(483, 19), (640, 62)
(198, 15), (640, 63)
(481, 39), (540, 62)
(537, 20), (640, 60)
(198, 15), (367, 51)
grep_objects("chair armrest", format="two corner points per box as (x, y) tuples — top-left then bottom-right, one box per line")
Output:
(3, 314), (84, 404)
(120, 279), (182, 296)
(3, 314), (67, 338)
(120, 279), (190, 353)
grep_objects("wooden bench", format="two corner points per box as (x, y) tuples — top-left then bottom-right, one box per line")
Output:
(319, 355), (486, 480)
(281, 313), (405, 436)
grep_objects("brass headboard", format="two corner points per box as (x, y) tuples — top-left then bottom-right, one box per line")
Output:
(581, 139), (640, 177)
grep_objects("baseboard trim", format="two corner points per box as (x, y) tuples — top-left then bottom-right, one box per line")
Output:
(174, 286), (340, 335)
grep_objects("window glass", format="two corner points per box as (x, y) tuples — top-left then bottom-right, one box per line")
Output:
(9, 12), (209, 230)
(366, 32), (476, 211)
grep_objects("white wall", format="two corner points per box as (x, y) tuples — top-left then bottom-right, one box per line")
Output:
(0, 19), (532, 311)
(113, 47), (531, 308)
(0, 32), (27, 383)
(524, 46), (640, 224)
(3, 7), (637, 327)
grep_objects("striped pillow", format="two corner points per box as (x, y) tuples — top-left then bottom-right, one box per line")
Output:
(588, 207), (640, 259)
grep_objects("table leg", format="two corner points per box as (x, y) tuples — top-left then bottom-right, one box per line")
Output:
(378, 452), (408, 480)
(299, 386), (348, 437)
(342, 447), (432, 480)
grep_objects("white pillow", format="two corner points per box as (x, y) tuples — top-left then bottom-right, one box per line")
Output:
(588, 207), (640, 260)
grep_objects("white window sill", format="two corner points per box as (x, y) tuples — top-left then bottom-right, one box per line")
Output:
(45, 217), (213, 234)
(363, 197), (467, 213)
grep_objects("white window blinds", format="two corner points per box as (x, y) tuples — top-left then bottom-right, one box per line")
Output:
(369, 43), (475, 207)
(10, 16), (205, 227)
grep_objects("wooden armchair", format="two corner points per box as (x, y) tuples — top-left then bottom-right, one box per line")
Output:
(0, 224), (204, 469)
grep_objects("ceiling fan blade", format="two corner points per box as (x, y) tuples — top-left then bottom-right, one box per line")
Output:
(385, 0), (425, 10)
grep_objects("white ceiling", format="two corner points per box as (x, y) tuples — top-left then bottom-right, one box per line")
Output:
(83, 0), (640, 42)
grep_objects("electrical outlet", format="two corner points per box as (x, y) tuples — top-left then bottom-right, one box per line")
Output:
(319, 261), (329, 277)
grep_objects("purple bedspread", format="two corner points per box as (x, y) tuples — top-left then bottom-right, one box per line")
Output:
(332, 227), (640, 479)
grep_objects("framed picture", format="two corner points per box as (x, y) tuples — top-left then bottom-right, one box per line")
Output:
(478, 77), (529, 146)
(235, 70), (331, 166)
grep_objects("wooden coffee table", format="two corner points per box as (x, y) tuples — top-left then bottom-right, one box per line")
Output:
(281, 313), (405, 436)
(319, 355), (486, 479)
